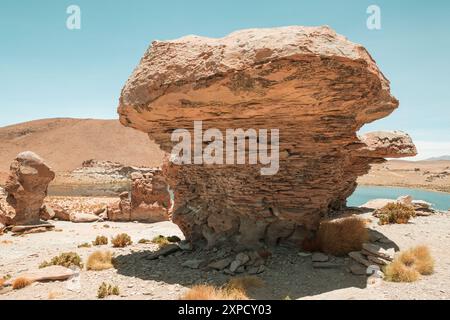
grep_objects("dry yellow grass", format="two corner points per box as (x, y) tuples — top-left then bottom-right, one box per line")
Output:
(12, 277), (33, 290)
(151, 235), (171, 247)
(181, 276), (263, 300)
(111, 233), (132, 248)
(48, 291), (62, 299)
(181, 285), (248, 300)
(1, 240), (13, 245)
(39, 252), (83, 269)
(385, 245), (434, 282)
(0, 278), (5, 288)
(86, 251), (113, 271)
(225, 276), (264, 292)
(316, 216), (369, 256)
(77, 242), (91, 248)
(92, 235), (108, 246)
(377, 203), (416, 225)
(97, 282), (120, 299)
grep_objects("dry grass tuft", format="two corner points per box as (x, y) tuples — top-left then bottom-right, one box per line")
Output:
(181, 276), (264, 300)
(111, 233), (132, 248)
(39, 252), (83, 269)
(316, 216), (369, 256)
(138, 238), (151, 244)
(48, 291), (62, 299)
(180, 285), (248, 300)
(77, 242), (91, 248)
(0, 278), (5, 288)
(225, 276), (264, 292)
(92, 235), (108, 246)
(151, 235), (171, 247)
(97, 282), (120, 299)
(384, 245), (434, 282)
(377, 203), (416, 225)
(12, 277), (33, 290)
(1, 240), (13, 245)
(86, 251), (114, 271)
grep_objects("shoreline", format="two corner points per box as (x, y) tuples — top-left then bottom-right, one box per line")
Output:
(358, 183), (450, 195)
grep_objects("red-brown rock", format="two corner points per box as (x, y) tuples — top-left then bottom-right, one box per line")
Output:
(4, 151), (55, 225)
(118, 26), (416, 248)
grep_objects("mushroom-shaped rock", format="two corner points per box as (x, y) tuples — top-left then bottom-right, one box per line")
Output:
(118, 26), (416, 249)
(4, 151), (55, 225)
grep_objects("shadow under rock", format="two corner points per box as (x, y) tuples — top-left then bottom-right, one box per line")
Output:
(113, 246), (371, 300)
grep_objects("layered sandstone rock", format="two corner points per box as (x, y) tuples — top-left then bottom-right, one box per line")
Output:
(107, 170), (171, 222)
(4, 151), (55, 225)
(118, 26), (417, 249)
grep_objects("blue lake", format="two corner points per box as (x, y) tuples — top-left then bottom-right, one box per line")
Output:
(348, 186), (450, 211)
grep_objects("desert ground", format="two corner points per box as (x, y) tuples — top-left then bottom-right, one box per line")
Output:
(1, 209), (449, 300)
(358, 160), (450, 193)
(1, 119), (449, 300)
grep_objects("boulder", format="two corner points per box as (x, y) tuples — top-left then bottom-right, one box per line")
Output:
(4, 152), (55, 225)
(118, 26), (416, 248)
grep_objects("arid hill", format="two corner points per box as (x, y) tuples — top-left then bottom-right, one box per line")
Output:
(0, 118), (164, 184)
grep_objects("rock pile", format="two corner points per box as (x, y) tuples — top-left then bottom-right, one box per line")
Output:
(2, 152), (55, 226)
(107, 170), (172, 222)
(362, 195), (438, 217)
(349, 243), (396, 276)
(118, 26), (417, 248)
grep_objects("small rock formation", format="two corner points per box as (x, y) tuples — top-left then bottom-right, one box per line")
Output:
(0, 187), (15, 228)
(118, 26), (417, 249)
(362, 195), (437, 216)
(3, 152), (55, 225)
(107, 170), (171, 222)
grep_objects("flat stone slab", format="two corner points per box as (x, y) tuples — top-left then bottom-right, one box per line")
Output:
(5, 266), (75, 286)
(362, 243), (395, 261)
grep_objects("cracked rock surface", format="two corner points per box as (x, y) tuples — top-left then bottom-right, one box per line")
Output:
(118, 26), (416, 249)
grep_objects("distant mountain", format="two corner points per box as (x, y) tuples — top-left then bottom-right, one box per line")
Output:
(0, 118), (164, 175)
(425, 155), (450, 161)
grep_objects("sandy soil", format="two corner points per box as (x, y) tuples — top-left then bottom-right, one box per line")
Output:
(1, 211), (449, 300)
(358, 160), (450, 193)
(0, 118), (164, 184)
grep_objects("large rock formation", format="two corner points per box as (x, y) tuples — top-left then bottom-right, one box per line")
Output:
(118, 26), (416, 249)
(107, 170), (171, 222)
(3, 151), (55, 225)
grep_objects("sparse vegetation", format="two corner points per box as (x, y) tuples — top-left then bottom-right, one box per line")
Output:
(97, 282), (120, 299)
(151, 235), (171, 247)
(111, 233), (132, 248)
(48, 291), (62, 299)
(12, 277), (33, 290)
(181, 276), (264, 300)
(316, 216), (369, 256)
(180, 284), (248, 300)
(77, 242), (92, 248)
(376, 203), (416, 225)
(138, 238), (151, 244)
(225, 276), (264, 292)
(92, 235), (108, 246)
(384, 245), (434, 282)
(39, 252), (83, 269)
(86, 251), (113, 271)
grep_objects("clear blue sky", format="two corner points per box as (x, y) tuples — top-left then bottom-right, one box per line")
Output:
(1, 0), (449, 159)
